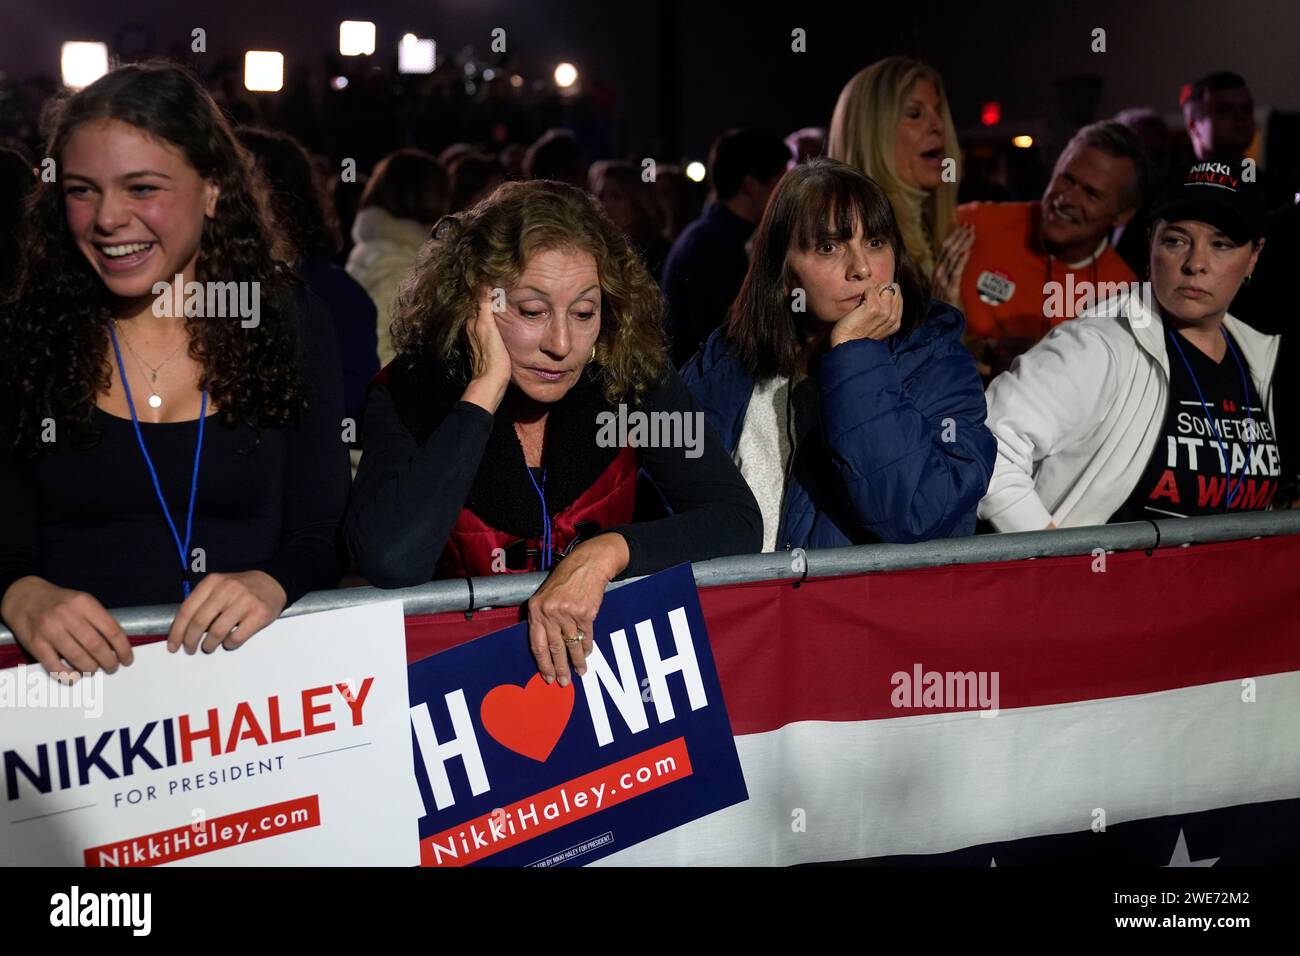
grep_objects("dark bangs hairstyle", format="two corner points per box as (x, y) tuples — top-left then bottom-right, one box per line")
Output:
(1, 60), (303, 457)
(723, 157), (928, 378)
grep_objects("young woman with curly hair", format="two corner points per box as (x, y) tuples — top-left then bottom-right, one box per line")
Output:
(0, 62), (350, 676)
(345, 179), (760, 687)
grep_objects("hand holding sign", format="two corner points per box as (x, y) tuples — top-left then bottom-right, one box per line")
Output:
(0, 576), (132, 678)
(167, 570), (287, 654)
(526, 532), (630, 686)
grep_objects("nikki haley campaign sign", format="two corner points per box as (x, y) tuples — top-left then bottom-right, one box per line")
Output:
(0, 602), (419, 866)
(408, 563), (747, 866)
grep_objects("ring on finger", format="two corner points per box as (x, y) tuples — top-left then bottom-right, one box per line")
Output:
(881, 283), (898, 297)
(563, 630), (584, 645)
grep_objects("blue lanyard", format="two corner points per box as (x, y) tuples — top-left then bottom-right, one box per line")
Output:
(1166, 327), (1254, 510)
(525, 466), (552, 570)
(108, 322), (207, 599)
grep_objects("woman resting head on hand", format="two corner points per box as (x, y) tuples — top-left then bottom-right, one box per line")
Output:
(346, 179), (761, 687)
(681, 158), (996, 549)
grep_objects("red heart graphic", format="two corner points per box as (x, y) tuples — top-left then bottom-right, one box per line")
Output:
(480, 675), (575, 762)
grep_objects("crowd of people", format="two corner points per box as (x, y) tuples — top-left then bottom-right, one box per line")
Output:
(0, 54), (1292, 684)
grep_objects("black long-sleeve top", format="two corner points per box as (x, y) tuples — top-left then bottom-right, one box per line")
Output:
(345, 363), (762, 588)
(0, 290), (351, 613)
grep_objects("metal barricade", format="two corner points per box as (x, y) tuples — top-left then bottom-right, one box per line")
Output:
(3, 511), (1297, 643)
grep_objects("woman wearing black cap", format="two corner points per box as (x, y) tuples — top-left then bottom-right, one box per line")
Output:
(979, 161), (1277, 530)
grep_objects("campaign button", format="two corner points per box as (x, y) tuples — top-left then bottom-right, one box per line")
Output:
(977, 269), (1015, 306)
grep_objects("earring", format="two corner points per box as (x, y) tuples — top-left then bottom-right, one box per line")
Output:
(1243, 274), (1254, 286)
(590, 344), (597, 362)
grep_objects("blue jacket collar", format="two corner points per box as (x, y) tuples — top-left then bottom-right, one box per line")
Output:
(683, 299), (965, 453)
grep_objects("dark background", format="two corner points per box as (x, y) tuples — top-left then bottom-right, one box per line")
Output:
(2, 0), (1297, 164)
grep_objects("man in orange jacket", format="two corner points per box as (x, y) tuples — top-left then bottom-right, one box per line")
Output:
(950, 121), (1149, 380)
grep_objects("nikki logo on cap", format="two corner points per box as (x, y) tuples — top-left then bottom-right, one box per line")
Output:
(1186, 161), (1240, 190)
(1150, 159), (1265, 242)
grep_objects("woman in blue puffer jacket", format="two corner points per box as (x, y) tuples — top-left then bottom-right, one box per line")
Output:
(681, 158), (995, 551)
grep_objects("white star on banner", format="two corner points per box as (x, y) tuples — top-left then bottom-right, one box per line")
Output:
(1165, 829), (1218, 867)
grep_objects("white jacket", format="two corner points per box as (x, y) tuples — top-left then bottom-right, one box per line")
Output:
(979, 287), (1280, 531)
(345, 207), (429, 367)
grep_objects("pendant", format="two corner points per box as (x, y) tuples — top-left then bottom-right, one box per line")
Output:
(148, 394), (162, 408)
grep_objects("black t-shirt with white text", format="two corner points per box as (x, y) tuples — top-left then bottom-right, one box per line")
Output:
(1110, 330), (1280, 522)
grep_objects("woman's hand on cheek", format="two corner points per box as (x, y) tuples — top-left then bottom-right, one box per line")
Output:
(526, 533), (630, 686)
(830, 281), (904, 347)
(462, 286), (514, 413)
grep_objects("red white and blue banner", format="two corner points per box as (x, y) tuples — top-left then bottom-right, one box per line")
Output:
(392, 534), (1300, 866)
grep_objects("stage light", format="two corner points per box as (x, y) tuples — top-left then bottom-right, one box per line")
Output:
(398, 35), (436, 74)
(1012, 135), (1034, 148)
(510, 74), (523, 88)
(244, 51), (284, 92)
(61, 41), (108, 90)
(685, 162), (706, 182)
(981, 101), (1001, 127)
(331, 75), (348, 90)
(339, 20), (376, 56)
(554, 62), (578, 88)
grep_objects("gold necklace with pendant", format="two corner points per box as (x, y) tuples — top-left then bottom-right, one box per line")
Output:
(113, 319), (185, 408)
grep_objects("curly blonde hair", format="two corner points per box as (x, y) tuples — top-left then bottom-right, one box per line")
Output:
(390, 179), (669, 404)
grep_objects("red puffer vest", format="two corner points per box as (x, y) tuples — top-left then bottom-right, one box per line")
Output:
(436, 444), (638, 578)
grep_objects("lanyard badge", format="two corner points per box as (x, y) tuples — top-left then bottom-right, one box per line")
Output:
(108, 322), (207, 600)
(1166, 327), (1255, 509)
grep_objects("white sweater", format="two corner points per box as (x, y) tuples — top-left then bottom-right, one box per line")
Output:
(733, 375), (792, 552)
(345, 207), (430, 367)
(978, 287), (1281, 531)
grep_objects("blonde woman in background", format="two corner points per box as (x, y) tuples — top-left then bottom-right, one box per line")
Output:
(829, 56), (974, 307)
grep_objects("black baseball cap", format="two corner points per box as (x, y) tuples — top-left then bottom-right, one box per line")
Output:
(1149, 160), (1266, 243)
